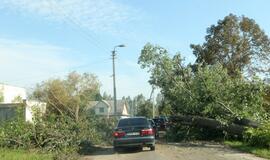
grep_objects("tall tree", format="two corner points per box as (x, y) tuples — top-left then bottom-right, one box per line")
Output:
(191, 14), (270, 77)
(31, 71), (101, 122)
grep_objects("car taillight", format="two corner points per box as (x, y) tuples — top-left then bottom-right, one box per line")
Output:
(113, 131), (125, 138)
(140, 129), (154, 136)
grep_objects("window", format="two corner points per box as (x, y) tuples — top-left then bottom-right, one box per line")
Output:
(118, 118), (148, 127)
(99, 107), (104, 113)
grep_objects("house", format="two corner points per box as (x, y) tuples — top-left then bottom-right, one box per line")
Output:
(87, 100), (129, 118)
(0, 84), (27, 103)
(0, 84), (46, 123)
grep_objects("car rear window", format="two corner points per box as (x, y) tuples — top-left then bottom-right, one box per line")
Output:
(118, 118), (148, 127)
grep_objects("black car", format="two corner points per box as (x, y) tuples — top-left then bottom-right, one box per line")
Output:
(153, 116), (168, 131)
(148, 119), (159, 138)
(113, 117), (155, 151)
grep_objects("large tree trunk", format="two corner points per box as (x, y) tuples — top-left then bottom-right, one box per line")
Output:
(170, 115), (259, 135)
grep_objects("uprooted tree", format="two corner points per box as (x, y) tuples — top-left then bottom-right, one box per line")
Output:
(138, 14), (270, 138)
(0, 72), (115, 152)
(138, 43), (268, 136)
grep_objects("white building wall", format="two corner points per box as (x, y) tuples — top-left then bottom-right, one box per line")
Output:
(25, 101), (46, 123)
(95, 102), (109, 116)
(0, 84), (26, 103)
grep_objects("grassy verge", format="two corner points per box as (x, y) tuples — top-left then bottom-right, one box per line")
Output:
(0, 148), (53, 160)
(224, 141), (270, 159)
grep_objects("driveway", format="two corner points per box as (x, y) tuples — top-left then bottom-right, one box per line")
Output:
(81, 141), (266, 160)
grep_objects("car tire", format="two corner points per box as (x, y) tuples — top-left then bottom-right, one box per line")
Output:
(150, 145), (155, 151)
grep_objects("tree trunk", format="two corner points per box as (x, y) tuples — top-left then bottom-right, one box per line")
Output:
(170, 115), (259, 136)
(75, 105), (79, 122)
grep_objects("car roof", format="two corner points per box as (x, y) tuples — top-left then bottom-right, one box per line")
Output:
(119, 117), (146, 120)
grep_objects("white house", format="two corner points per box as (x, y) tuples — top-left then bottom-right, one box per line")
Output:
(87, 100), (129, 118)
(0, 84), (27, 103)
(0, 84), (46, 123)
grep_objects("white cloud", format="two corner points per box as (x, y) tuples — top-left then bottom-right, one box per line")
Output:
(0, 0), (138, 33)
(0, 38), (152, 98)
(0, 38), (75, 86)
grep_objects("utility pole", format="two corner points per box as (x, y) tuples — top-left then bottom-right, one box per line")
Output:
(111, 44), (125, 115)
(112, 50), (117, 115)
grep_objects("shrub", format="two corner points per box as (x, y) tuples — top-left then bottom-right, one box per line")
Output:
(244, 121), (270, 148)
(0, 108), (101, 152)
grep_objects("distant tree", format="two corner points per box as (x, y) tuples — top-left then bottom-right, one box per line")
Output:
(191, 14), (270, 77)
(133, 94), (146, 116)
(133, 94), (153, 118)
(102, 92), (113, 100)
(136, 101), (153, 118)
(156, 93), (172, 116)
(31, 71), (101, 122)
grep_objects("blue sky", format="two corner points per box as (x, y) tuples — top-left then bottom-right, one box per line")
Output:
(0, 0), (270, 98)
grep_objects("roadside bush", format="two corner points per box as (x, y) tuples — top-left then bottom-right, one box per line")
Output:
(0, 108), (101, 152)
(244, 121), (270, 148)
(94, 117), (118, 145)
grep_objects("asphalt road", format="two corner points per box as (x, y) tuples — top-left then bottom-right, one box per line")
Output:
(81, 141), (266, 160)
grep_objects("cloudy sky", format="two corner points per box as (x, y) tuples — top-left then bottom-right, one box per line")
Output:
(0, 0), (270, 98)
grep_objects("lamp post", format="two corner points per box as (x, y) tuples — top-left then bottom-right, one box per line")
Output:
(112, 44), (125, 115)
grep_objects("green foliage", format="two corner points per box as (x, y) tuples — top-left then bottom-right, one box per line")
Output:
(0, 107), (101, 152)
(225, 141), (270, 159)
(139, 43), (266, 124)
(31, 71), (101, 122)
(191, 14), (270, 77)
(244, 121), (270, 148)
(0, 88), (3, 102)
(136, 101), (153, 118)
(94, 117), (118, 145)
(0, 148), (53, 160)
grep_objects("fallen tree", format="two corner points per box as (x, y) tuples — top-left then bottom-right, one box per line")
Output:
(170, 115), (259, 136)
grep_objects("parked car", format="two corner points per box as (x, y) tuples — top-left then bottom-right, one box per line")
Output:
(153, 116), (168, 131)
(113, 117), (155, 151)
(153, 118), (161, 127)
(148, 119), (159, 138)
(158, 116), (168, 131)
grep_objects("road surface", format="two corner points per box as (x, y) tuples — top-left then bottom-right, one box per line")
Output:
(81, 141), (266, 160)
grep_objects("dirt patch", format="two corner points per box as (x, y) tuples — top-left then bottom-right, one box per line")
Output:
(81, 141), (267, 160)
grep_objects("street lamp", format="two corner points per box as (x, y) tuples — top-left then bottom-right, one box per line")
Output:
(112, 44), (125, 115)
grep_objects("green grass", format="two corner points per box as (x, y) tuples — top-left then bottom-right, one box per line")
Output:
(225, 141), (270, 159)
(0, 148), (53, 160)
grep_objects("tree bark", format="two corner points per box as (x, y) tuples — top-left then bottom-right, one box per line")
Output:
(170, 115), (259, 135)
